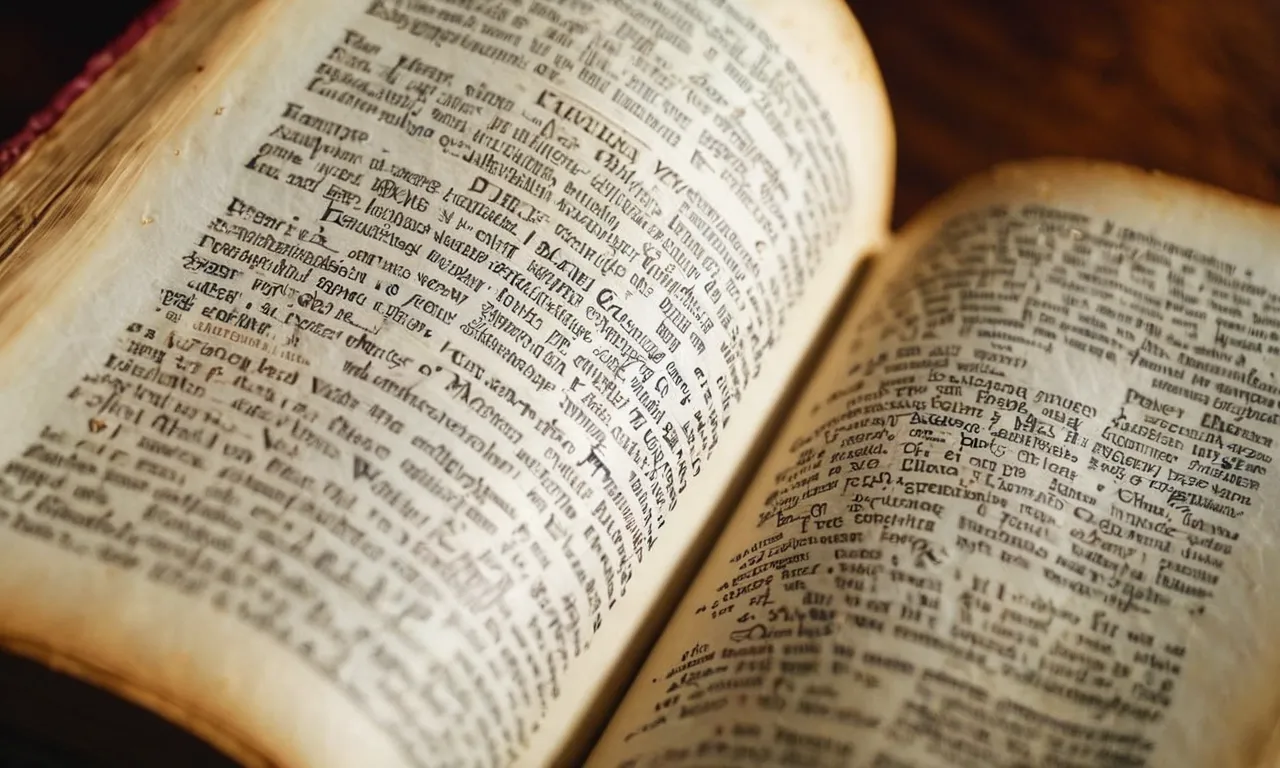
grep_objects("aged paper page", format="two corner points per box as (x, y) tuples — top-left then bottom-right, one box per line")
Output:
(591, 160), (1280, 768)
(0, 0), (891, 766)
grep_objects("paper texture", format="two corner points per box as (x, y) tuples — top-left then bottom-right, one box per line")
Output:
(592, 162), (1280, 768)
(0, 0), (891, 765)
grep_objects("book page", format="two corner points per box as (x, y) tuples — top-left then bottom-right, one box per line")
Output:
(590, 160), (1280, 768)
(0, 0), (891, 766)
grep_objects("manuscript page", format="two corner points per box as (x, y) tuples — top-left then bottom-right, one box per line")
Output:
(592, 161), (1280, 768)
(0, 0), (891, 766)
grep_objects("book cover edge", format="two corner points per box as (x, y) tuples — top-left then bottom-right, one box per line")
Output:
(0, 0), (181, 179)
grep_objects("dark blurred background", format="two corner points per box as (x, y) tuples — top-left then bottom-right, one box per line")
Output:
(0, 3), (157, 132)
(4, 1), (1280, 226)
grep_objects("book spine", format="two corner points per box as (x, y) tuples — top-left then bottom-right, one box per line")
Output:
(0, 0), (179, 178)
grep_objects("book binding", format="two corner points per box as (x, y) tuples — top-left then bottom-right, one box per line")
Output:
(0, 0), (178, 178)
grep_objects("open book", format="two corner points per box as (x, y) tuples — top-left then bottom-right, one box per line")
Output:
(2, 1), (1278, 765)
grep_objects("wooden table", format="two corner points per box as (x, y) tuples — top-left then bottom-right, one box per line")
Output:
(848, 0), (1280, 226)
(4, 0), (1279, 225)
